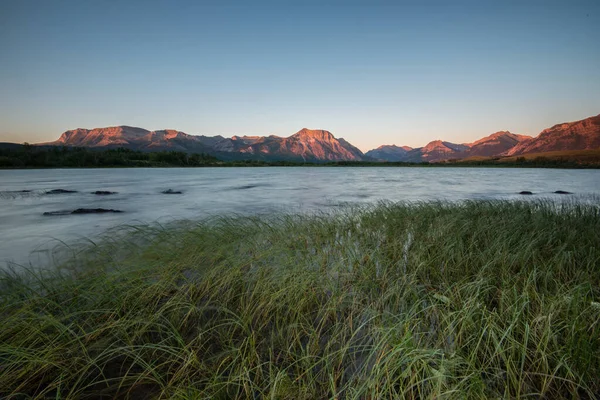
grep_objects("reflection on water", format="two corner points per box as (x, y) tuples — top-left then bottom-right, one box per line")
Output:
(0, 167), (599, 267)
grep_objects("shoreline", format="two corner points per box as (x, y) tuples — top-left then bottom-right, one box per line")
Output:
(2, 147), (599, 169)
(1, 163), (599, 169)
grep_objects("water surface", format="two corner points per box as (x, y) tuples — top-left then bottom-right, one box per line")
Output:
(1, 167), (598, 267)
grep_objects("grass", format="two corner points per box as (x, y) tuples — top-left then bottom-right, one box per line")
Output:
(1, 199), (599, 399)
(456, 149), (600, 167)
(499, 149), (600, 162)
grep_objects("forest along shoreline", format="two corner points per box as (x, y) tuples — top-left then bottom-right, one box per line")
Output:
(1, 145), (600, 168)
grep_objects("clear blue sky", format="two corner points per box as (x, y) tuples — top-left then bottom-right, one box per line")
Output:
(1, 0), (599, 151)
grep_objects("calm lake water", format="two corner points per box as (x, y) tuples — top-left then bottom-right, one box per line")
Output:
(1, 167), (599, 267)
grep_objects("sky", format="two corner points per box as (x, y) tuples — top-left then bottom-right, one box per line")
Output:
(1, 0), (599, 151)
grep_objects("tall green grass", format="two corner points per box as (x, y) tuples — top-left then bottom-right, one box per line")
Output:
(1, 199), (599, 399)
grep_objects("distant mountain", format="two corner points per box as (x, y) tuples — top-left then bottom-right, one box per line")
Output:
(418, 140), (470, 162)
(365, 131), (531, 162)
(466, 131), (532, 157)
(505, 114), (600, 156)
(42, 126), (365, 162)
(44, 126), (220, 154)
(364, 129), (545, 162)
(396, 140), (471, 163)
(212, 129), (365, 162)
(34, 113), (600, 163)
(364, 145), (413, 161)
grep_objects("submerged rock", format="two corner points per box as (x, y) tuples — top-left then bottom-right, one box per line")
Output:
(43, 210), (71, 216)
(72, 208), (123, 214)
(91, 190), (118, 195)
(45, 189), (78, 195)
(519, 191), (534, 195)
(162, 189), (183, 194)
(43, 208), (123, 216)
(0, 190), (35, 199)
(554, 190), (573, 194)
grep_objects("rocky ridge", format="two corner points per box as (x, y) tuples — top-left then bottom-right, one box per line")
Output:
(38, 113), (600, 163)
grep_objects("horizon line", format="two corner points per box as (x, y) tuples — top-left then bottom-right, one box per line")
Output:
(35, 111), (599, 152)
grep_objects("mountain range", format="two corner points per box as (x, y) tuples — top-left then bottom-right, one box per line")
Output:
(38, 113), (600, 163)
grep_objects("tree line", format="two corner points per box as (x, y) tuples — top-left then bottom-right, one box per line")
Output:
(1, 144), (598, 168)
(0, 145), (219, 168)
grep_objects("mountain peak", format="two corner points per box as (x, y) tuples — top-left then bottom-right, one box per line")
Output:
(505, 114), (600, 156)
(421, 140), (446, 151)
(292, 128), (334, 141)
(470, 131), (531, 146)
(364, 144), (413, 161)
(488, 130), (512, 137)
(374, 144), (412, 151)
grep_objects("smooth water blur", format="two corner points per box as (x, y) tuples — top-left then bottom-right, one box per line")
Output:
(1, 167), (599, 267)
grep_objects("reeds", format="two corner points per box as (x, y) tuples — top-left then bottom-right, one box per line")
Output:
(1, 199), (599, 398)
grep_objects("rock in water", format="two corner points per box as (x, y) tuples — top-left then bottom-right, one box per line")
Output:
(43, 208), (123, 216)
(71, 208), (123, 214)
(43, 210), (71, 216)
(45, 189), (78, 194)
(554, 190), (572, 194)
(91, 191), (117, 195)
(519, 191), (534, 195)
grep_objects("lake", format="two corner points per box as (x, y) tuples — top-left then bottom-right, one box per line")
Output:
(1, 167), (599, 267)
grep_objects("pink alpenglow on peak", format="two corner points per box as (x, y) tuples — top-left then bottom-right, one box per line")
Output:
(504, 114), (600, 156)
(43, 126), (366, 162)
(364, 145), (413, 162)
(37, 113), (600, 163)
